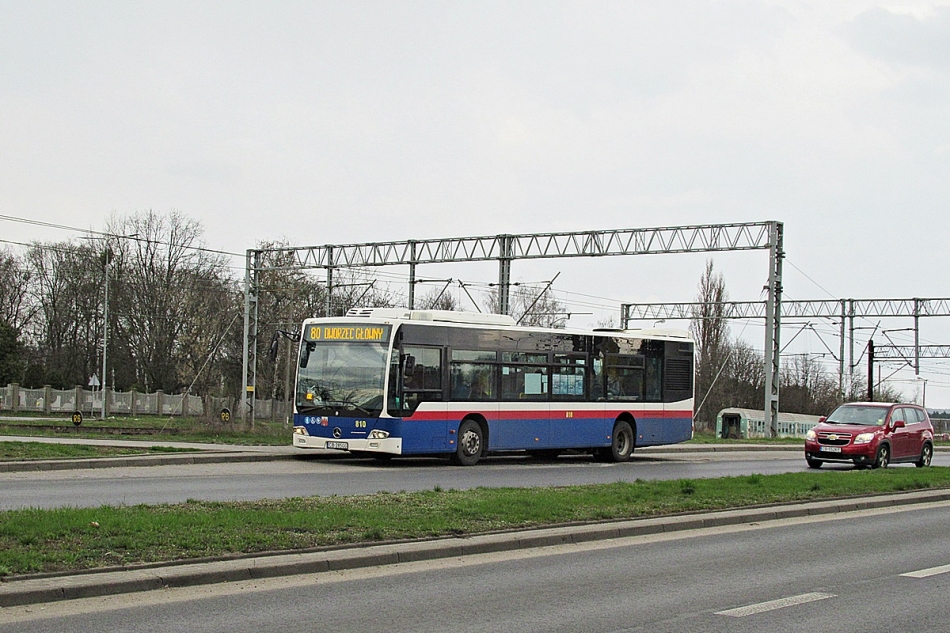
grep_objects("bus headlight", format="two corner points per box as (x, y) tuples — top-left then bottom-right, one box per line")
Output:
(293, 426), (309, 435)
(369, 429), (390, 439)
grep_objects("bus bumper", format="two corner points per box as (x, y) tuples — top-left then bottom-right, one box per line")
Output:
(293, 431), (403, 455)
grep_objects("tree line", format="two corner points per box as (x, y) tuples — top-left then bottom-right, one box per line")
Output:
(0, 210), (566, 402)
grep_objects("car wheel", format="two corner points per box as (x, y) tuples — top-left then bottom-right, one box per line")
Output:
(872, 444), (890, 469)
(915, 443), (933, 468)
(451, 419), (484, 466)
(806, 458), (823, 469)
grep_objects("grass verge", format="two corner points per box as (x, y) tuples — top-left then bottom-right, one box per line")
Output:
(1, 467), (948, 578)
(0, 416), (289, 446)
(0, 442), (194, 461)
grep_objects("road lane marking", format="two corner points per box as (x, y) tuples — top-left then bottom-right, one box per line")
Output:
(716, 592), (836, 617)
(902, 564), (950, 578)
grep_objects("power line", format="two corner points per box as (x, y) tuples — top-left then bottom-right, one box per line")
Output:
(0, 213), (244, 258)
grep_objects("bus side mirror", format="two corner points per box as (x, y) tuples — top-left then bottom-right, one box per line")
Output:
(300, 341), (315, 368)
(269, 333), (280, 362)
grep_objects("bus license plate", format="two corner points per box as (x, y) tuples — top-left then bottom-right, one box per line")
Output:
(822, 446), (842, 453)
(326, 441), (348, 450)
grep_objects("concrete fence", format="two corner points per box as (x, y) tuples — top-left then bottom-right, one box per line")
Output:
(0, 383), (294, 422)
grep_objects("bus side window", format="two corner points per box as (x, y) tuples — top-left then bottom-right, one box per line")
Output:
(605, 355), (645, 401)
(552, 354), (586, 401)
(451, 350), (498, 401)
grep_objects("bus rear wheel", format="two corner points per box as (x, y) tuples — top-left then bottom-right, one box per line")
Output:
(596, 420), (634, 462)
(451, 419), (484, 466)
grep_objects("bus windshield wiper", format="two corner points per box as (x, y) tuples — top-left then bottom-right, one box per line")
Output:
(321, 398), (376, 417)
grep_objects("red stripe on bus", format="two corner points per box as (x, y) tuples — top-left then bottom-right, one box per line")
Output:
(405, 409), (692, 421)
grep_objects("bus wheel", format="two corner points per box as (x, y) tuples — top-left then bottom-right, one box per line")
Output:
(607, 420), (634, 462)
(452, 419), (484, 466)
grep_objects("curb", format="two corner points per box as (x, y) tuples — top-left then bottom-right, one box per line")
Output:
(3, 488), (950, 608)
(0, 451), (290, 473)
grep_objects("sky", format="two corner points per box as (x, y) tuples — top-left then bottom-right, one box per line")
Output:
(1, 1), (949, 407)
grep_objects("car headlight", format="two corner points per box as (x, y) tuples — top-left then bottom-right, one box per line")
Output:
(854, 433), (874, 444)
(369, 429), (390, 439)
(806, 429), (816, 441)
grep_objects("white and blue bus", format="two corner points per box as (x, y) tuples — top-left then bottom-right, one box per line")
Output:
(292, 308), (694, 465)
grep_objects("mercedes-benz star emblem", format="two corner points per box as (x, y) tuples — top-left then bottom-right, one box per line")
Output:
(333, 428), (342, 438)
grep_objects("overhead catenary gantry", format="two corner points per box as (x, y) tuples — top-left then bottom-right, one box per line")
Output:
(622, 297), (950, 412)
(242, 221), (785, 425)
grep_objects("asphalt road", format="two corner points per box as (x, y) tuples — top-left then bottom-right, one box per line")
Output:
(4, 500), (948, 632)
(3, 448), (949, 510)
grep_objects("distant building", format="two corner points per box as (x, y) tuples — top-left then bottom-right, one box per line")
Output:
(716, 408), (823, 439)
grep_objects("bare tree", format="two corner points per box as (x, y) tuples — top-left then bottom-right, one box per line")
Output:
(690, 260), (731, 429)
(107, 210), (232, 393)
(415, 284), (459, 311)
(0, 321), (23, 384)
(724, 339), (764, 410)
(0, 248), (34, 334)
(780, 354), (841, 415)
(24, 241), (102, 388)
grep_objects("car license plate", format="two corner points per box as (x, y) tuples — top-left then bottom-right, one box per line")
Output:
(326, 441), (348, 450)
(821, 446), (842, 453)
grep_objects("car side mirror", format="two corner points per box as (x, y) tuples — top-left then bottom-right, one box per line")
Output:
(892, 420), (906, 429)
(818, 416), (826, 423)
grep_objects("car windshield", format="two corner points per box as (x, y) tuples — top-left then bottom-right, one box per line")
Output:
(825, 405), (890, 426)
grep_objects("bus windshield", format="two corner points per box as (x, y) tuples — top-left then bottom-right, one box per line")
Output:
(295, 324), (392, 417)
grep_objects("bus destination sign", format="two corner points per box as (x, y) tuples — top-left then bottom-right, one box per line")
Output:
(306, 324), (391, 342)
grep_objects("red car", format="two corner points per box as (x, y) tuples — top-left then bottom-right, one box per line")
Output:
(804, 402), (934, 469)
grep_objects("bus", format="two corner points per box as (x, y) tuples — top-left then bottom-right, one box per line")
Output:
(292, 308), (694, 465)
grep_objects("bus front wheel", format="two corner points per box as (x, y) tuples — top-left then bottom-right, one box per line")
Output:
(452, 419), (484, 466)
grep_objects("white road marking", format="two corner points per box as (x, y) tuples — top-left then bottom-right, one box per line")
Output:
(716, 592), (836, 617)
(901, 564), (950, 579)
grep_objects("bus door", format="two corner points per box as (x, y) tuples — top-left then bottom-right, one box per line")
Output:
(498, 352), (550, 449)
(394, 345), (448, 452)
(449, 350), (500, 446)
(550, 354), (598, 447)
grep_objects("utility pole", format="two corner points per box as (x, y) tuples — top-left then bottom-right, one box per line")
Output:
(867, 339), (874, 402)
(101, 248), (112, 420)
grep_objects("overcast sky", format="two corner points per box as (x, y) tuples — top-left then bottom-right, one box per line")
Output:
(1, 1), (948, 406)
